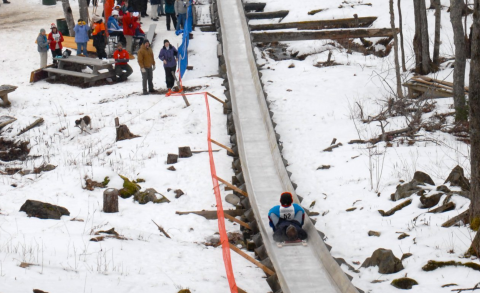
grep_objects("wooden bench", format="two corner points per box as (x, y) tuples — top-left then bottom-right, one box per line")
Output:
(43, 68), (98, 81)
(0, 85), (18, 108)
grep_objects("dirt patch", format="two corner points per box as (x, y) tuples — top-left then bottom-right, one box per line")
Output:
(0, 138), (30, 162)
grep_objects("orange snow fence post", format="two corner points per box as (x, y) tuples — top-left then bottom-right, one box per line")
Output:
(104, 0), (114, 36)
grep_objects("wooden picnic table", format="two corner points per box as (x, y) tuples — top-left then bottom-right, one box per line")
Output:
(43, 56), (116, 86)
(0, 84), (17, 107)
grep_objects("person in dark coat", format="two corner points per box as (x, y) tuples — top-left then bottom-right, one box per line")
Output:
(164, 0), (177, 30)
(91, 16), (107, 59)
(158, 39), (178, 96)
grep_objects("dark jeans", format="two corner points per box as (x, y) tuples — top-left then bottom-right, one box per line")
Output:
(141, 0), (148, 14)
(95, 45), (107, 59)
(115, 64), (133, 81)
(164, 65), (176, 89)
(142, 67), (154, 92)
(166, 13), (177, 30)
(273, 219), (308, 242)
(51, 48), (62, 64)
(176, 13), (186, 30)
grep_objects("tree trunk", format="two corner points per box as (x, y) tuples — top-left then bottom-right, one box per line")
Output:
(398, 0), (407, 71)
(413, 0), (424, 73)
(79, 0), (89, 25)
(469, 0), (480, 224)
(451, 0), (468, 121)
(433, 0), (442, 65)
(390, 0), (404, 99)
(62, 0), (76, 37)
(420, 0), (433, 74)
(103, 188), (119, 213)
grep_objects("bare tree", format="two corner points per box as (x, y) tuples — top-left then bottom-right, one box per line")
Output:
(451, 0), (468, 121)
(79, 0), (89, 25)
(413, 0), (433, 74)
(433, 0), (442, 65)
(390, 0), (404, 99)
(62, 0), (76, 37)
(469, 0), (480, 256)
(398, 0), (407, 71)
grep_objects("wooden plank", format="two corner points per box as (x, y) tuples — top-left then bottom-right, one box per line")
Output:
(418, 76), (469, 93)
(30, 65), (55, 83)
(207, 92), (225, 105)
(62, 36), (96, 53)
(176, 209), (246, 219)
(402, 83), (453, 98)
(229, 243), (275, 276)
(216, 176), (249, 197)
(246, 10), (289, 19)
(211, 139), (235, 154)
(244, 2), (266, 12)
(249, 17), (378, 31)
(58, 55), (115, 66)
(43, 68), (98, 79)
(411, 77), (456, 93)
(171, 71), (191, 107)
(224, 213), (251, 229)
(252, 28), (399, 43)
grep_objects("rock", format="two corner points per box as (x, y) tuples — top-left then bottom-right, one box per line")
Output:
(205, 235), (220, 246)
(19, 200), (70, 220)
(401, 253), (413, 261)
(310, 200), (316, 208)
(174, 189), (184, 199)
(178, 146), (192, 158)
(33, 290), (49, 293)
(317, 165), (331, 170)
(391, 278), (418, 289)
(361, 248), (404, 274)
(436, 185), (451, 193)
(420, 193), (443, 208)
(225, 194), (241, 206)
(134, 188), (170, 204)
(445, 165), (470, 191)
(167, 154), (178, 164)
(368, 231), (381, 237)
(398, 233), (410, 240)
(178, 290), (191, 293)
(413, 171), (435, 186)
(119, 175), (141, 198)
(167, 166), (176, 171)
(288, 63), (295, 68)
(392, 180), (421, 201)
(346, 207), (357, 212)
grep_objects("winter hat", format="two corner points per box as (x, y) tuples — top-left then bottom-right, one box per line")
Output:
(164, 39), (170, 45)
(92, 15), (102, 22)
(40, 28), (46, 33)
(144, 39), (150, 45)
(112, 10), (119, 16)
(50, 23), (57, 29)
(280, 192), (293, 207)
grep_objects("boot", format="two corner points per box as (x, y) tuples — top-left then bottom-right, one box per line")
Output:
(166, 89), (172, 97)
(143, 90), (149, 95)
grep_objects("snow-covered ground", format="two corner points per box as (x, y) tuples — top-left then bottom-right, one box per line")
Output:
(0, 0), (270, 292)
(252, 0), (478, 292)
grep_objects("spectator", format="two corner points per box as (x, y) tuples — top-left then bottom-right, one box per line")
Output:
(123, 11), (136, 53)
(165, 0), (177, 31)
(174, 0), (190, 31)
(137, 39), (156, 95)
(74, 19), (90, 57)
(158, 39), (178, 96)
(48, 24), (64, 64)
(150, 0), (161, 21)
(108, 10), (126, 45)
(113, 4), (124, 25)
(3, 0), (11, 3)
(157, 0), (165, 16)
(133, 17), (146, 46)
(113, 43), (133, 81)
(141, 0), (149, 17)
(91, 16), (107, 59)
(37, 28), (49, 68)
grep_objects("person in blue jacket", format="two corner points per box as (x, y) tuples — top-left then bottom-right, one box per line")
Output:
(107, 10), (126, 45)
(73, 19), (90, 57)
(268, 192), (308, 242)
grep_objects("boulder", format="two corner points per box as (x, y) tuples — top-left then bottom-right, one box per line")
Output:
(361, 248), (404, 274)
(401, 253), (413, 261)
(225, 194), (241, 206)
(19, 200), (70, 220)
(413, 171), (435, 186)
(436, 185), (451, 193)
(391, 278), (418, 289)
(392, 180), (421, 201)
(134, 188), (170, 204)
(445, 165), (470, 191)
(420, 193), (443, 208)
(368, 231), (381, 237)
(119, 175), (141, 198)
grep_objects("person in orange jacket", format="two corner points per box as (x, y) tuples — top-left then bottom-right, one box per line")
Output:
(113, 43), (133, 81)
(91, 16), (107, 59)
(47, 23), (64, 63)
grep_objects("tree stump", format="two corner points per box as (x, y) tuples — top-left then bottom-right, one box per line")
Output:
(167, 154), (178, 164)
(115, 118), (139, 142)
(178, 146), (193, 158)
(103, 188), (119, 213)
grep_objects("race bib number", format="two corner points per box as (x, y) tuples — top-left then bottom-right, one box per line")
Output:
(279, 206), (295, 221)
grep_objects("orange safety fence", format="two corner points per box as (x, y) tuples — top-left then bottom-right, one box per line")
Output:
(171, 91), (238, 293)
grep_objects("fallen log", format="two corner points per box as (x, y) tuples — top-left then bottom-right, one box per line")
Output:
(252, 28), (399, 43)
(428, 202), (456, 214)
(348, 139), (366, 144)
(0, 116), (16, 130)
(176, 209), (246, 220)
(378, 199), (412, 217)
(323, 142), (342, 152)
(17, 118), (44, 136)
(244, 2), (266, 12)
(151, 220), (171, 239)
(441, 210), (469, 227)
(246, 10), (289, 19)
(369, 126), (413, 144)
(249, 17), (378, 31)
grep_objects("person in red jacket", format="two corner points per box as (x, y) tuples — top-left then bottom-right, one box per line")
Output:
(113, 43), (133, 81)
(122, 11), (137, 54)
(47, 23), (64, 63)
